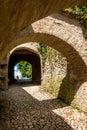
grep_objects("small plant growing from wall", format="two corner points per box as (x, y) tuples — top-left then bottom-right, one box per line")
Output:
(64, 6), (87, 27)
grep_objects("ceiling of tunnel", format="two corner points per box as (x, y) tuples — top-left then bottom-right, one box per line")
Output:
(0, 1), (87, 78)
(0, 0), (86, 46)
(13, 49), (32, 55)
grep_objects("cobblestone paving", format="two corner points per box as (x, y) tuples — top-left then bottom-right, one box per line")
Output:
(0, 83), (87, 130)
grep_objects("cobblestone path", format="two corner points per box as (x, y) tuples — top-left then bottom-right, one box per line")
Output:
(0, 83), (87, 130)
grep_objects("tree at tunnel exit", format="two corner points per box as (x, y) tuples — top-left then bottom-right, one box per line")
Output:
(18, 61), (32, 79)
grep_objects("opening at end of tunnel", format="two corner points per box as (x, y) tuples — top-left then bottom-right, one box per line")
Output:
(14, 61), (32, 84)
(8, 48), (41, 85)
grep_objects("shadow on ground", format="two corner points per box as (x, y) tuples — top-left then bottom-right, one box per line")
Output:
(0, 84), (73, 130)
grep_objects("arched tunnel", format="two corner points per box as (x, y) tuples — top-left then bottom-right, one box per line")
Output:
(0, 9), (87, 114)
(8, 48), (41, 84)
(0, 1), (87, 129)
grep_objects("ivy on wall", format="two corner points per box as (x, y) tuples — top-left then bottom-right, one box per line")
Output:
(39, 43), (66, 76)
(39, 43), (67, 98)
(39, 43), (47, 66)
(64, 6), (87, 27)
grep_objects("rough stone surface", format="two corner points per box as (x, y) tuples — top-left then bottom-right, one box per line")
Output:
(42, 49), (67, 78)
(4, 13), (87, 78)
(41, 44), (87, 114)
(32, 14), (87, 74)
(0, 84), (87, 130)
(0, 42), (41, 90)
(0, 2), (87, 115)
(72, 82), (87, 113)
(10, 42), (40, 56)
(4, 13), (87, 113)
(0, 0), (86, 55)
(8, 44), (41, 85)
(41, 46), (67, 97)
(0, 64), (8, 90)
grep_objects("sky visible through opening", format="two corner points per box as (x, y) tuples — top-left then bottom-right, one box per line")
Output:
(14, 63), (22, 79)
(14, 61), (32, 80)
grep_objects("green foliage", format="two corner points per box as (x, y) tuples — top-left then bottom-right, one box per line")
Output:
(71, 102), (77, 109)
(40, 43), (64, 65)
(65, 6), (87, 27)
(65, 6), (87, 20)
(47, 47), (52, 61)
(39, 43), (47, 65)
(71, 103), (83, 113)
(18, 61), (32, 78)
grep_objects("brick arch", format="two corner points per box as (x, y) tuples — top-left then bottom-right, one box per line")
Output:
(8, 48), (41, 84)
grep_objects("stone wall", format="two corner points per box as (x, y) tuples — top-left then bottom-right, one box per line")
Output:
(0, 0), (86, 61)
(0, 59), (8, 90)
(6, 13), (87, 80)
(0, 41), (87, 113)
(40, 45), (67, 97)
(0, 10), (87, 113)
(0, 42), (41, 89)
(72, 82), (87, 113)
(39, 44), (87, 113)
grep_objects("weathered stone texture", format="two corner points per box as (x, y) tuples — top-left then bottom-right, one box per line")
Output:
(41, 47), (67, 83)
(41, 47), (67, 98)
(72, 82), (87, 113)
(0, 84), (87, 130)
(0, 0), (86, 52)
(3, 13), (86, 79)
(0, 1), (87, 114)
(10, 42), (40, 56)
(32, 14), (87, 65)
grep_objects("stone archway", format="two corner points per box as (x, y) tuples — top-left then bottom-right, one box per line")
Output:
(8, 48), (41, 84)
(0, 13), (87, 113)
(0, 0), (86, 52)
(3, 13), (87, 79)
(0, 1), (86, 66)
